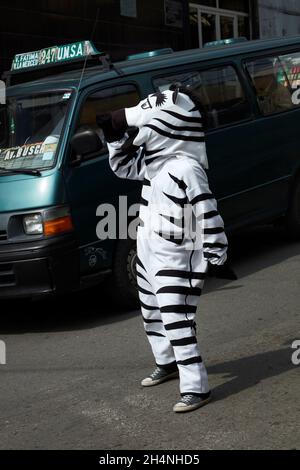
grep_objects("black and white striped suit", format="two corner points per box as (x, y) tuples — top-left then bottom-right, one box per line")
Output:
(108, 90), (228, 396)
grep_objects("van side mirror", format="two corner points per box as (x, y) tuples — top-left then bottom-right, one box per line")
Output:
(70, 129), (104, 165)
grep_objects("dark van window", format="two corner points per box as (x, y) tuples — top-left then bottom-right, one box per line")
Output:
(77, 84), (140, 155)
(153, 65), (251, 129)
(245, 57), (294, 115)
(79, 84), (140, 129)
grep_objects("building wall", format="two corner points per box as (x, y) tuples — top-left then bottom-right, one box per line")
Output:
(1, 1), (300, 77)
(258, 0), (300, 38)
(0, 0), (185, 74)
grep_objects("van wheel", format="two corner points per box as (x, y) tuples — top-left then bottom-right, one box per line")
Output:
(285, 177), (300, 239)
(111, 239), (139, 310)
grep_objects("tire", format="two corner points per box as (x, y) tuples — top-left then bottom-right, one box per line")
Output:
(111, 238), (139, 310)
(285, 177), (300, 239)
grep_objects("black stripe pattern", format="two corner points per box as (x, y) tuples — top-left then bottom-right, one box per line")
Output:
(177, 356), (203, 365)
(191, 193), (213, 205)
(146, 331), (165, 338)
(160, 305), (197, 314)
(156, 270), (206, 280)
(156, 286), (202, 296)
(146, 124), (205, 143)
(138, 286), (155, 296)
(165, 320), (195, 331)
(155, 232), (184, 246)
(163, 192), (188, 207)
(168, 173), (187, 191)
(154, 118), (203, 134)
(142, 316), (162, 324)
(162, 109), (203, 124)
(171, 337), (198, 347)
(140, 301), (157, 311)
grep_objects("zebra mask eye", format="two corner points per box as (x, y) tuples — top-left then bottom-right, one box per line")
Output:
(141, 92), (169, 111)
(141, 97), (153, 110)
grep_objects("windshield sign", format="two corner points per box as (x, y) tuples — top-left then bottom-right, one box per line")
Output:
(0, 91), (72, 172)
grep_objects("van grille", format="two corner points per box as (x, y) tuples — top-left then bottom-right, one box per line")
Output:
(0, 231), (7, 241)
(0, 263), (16, 287)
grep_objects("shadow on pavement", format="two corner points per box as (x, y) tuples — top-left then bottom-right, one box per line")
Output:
(0, 287), (139, 334)
(205, 224), (300, 293)
(208, 345), (296, 402)
(0, 225), (299, 334)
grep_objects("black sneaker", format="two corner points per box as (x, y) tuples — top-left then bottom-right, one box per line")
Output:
(141, 367), (179, 387)
(173, 392), (212, 413)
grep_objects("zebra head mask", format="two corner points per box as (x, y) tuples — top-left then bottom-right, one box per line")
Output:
(124, 88), (209, 179)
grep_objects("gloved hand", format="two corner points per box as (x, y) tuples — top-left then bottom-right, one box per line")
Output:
(207, 260), (237, 280)
(97, 109), (128, 143)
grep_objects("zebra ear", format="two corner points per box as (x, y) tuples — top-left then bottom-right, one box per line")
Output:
(172, 87), (179, 105)
(169, 82), (181, 105)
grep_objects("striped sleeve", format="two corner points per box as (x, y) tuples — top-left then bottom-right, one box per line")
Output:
(107, 134), (146, 181)
(186, 164), (228, 265)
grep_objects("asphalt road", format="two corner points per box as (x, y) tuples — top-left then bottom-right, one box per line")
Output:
(0, 226), (299, 450)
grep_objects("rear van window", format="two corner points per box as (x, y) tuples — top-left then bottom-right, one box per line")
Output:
(153, 65), (252, 129)
(245, 55), (296, 115)
(280, 51), (300, 91)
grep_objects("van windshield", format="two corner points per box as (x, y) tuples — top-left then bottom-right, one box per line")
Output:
(0, 91), (72, 172)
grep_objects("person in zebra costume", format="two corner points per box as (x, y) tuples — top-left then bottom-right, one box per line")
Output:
(97, 85), (236, 413)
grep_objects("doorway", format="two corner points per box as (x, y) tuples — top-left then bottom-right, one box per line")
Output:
(189, 3), (249, 48)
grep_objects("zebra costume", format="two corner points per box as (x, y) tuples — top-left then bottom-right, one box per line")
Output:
(107, 89), (228, 396)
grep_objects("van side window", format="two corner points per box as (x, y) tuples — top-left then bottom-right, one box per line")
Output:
(245, 57), (294, 115)
(78, 84), (140, 152)
(153, 66), (251, 129)
(279, 51), (300, 93)
(154, 72), (202, 91)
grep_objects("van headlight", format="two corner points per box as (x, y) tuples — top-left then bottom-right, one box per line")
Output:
(23, 214), (44, 235)
(23, 206), (74, 237)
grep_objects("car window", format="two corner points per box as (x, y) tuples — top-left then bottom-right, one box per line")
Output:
(153, 65), (251, 129)
(0, 91), (72, 171)
(79, 84), (140, 128)
(154, 71), (202, 91)
(279, 51), (300, 104)
(245, 56), (295, 115)
(78, 84), (140, 153)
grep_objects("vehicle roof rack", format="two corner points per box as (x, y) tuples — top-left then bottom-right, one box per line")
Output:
(126, 48), (174, 61)
(204, 37), (248, 48)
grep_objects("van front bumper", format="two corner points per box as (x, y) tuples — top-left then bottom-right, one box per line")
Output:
(0, 236), (80, 299)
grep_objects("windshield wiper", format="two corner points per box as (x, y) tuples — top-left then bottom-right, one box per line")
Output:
(0, 167), (42, 177)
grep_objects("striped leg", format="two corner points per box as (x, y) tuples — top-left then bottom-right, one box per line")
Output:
(136, 255), (176, 368)
(155, 268), (210, 396)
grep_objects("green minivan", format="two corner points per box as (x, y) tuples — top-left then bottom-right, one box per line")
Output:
(1, 36), (300, 307)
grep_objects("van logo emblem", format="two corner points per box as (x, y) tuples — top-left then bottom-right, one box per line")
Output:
(84, 246), (107, 268)
(89, 254), (97, 268)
